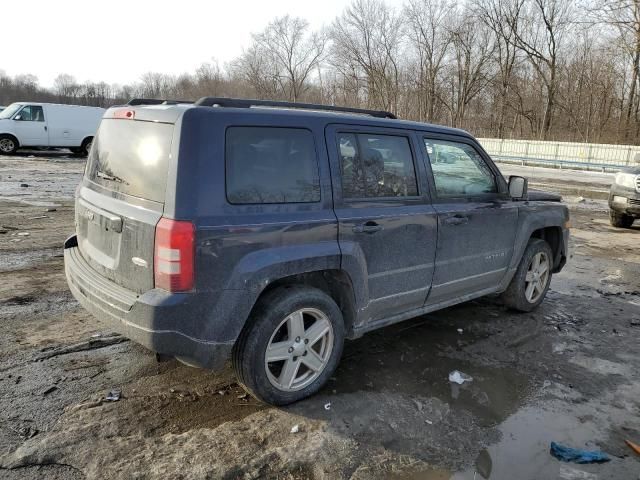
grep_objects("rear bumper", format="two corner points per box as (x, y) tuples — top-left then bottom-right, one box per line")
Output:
(64, 235), (232, 369)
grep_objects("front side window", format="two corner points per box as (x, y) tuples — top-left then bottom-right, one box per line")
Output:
(16, 105), (45, 122)
(424, 138), (496, 197)
(226, 127), (320, 204)
(338, 133), (418, 199)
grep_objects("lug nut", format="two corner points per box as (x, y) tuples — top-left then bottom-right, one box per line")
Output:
(304, 339), (309, 344)
(303, 351), (308, 356)
(288, 347), (294, 353)
(295, 336), (301, 342)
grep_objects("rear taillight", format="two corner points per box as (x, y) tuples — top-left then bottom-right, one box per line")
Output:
(154, 218), (194, 292)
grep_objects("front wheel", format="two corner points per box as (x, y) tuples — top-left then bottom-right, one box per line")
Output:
(501, 238), (553, 312)
(0, 135), (18, 155)
(609, 210), (634, 228)
(233, 286), (345, 405)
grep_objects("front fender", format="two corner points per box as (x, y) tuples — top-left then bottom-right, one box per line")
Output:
(0, 119), (17, 138)
(509, 202), (569, 272)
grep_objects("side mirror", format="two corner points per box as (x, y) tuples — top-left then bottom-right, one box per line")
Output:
(14, 115), (22, 121)
(508, 175), (528, 200)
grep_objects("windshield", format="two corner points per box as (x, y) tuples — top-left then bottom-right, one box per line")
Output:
(0, 103), (23, 119)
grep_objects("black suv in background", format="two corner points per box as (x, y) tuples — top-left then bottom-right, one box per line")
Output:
(609, 168), (640, 228)
(64, 98), (569, 405)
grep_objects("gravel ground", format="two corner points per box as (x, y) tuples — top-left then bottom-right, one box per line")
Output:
(0, 153), (638, 479)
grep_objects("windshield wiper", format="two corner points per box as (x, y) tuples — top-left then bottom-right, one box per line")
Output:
(97, 170), (127, 184)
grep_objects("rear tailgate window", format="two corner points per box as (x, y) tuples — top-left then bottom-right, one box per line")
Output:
(86, 119), (173, 202)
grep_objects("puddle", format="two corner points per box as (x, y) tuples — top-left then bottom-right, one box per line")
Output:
(332, 315), (530, 428)
(450, 400), (638, 479)
(0, 156), (82, 205)
(551, 253), (640, 299)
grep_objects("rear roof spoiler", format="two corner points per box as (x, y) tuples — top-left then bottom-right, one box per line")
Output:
(127, 98), (193, 106)
(193, 97), (397, 119)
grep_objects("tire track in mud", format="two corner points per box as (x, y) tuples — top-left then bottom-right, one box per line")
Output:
(0, 291), (78, 320)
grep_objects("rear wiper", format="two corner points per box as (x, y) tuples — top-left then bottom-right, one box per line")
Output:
(97, 170), (127, 184)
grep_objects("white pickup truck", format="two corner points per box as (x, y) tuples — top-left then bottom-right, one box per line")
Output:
(0, 102), (104, 156)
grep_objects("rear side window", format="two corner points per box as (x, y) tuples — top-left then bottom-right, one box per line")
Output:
(338, 133), (418, 199)
(226, 127), (320, 204)
(86, 119), (173, 202)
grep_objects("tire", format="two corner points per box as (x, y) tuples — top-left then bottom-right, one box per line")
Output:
(233, 285), (345, 405)
(501, 238), (554, 312)
(0, 135), (18, 155)
(78, 137), (93, 157)
(609, 210), (634, 228)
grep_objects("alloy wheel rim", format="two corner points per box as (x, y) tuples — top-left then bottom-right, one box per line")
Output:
(524, 252), (550, 303)
(265, 308), (334, 392)
(0, 138), (14, 152)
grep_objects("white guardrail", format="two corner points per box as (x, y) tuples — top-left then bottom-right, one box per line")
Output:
(478, 138), (640, 171)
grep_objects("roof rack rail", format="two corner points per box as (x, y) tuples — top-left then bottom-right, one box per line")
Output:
(127, 98), (193, 106)
(194, 97), (397, 119)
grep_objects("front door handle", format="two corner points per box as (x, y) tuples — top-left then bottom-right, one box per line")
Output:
(353, 221), (383, 234)
(443, 214), (469, 226)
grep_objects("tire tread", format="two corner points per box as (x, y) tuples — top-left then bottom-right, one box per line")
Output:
(501, 238), (553, 312)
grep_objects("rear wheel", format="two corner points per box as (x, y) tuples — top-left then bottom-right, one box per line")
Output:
(0, 135), (18, 155)
(76, 137), (93, 157)
(501, 238), (553, 312)
(609, 210), (634, 228)
(233, 286), (345, 405)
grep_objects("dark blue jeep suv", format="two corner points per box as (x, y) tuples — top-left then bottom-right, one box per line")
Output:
(64, 97), (569, 404)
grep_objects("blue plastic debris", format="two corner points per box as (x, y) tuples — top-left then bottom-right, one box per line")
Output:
(550, 442), (610, 464)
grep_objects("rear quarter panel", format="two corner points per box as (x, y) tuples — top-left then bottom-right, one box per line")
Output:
(165, 108), (341, 344)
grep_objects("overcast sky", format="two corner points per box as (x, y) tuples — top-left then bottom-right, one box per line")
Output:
(3, 0), (405, 88)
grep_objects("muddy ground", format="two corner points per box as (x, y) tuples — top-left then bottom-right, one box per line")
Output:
(0, 154), (639, 480)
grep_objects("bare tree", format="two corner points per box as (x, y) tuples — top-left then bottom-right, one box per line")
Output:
(444, 12), (496, 128)
(53, 74), (80, 101)
(3, 0), (640, 144)
(233, 16), (326, 101)
(256, 16), (326, 101)
(594, 0), (640, 139)
(506, 0), (574, 139)
(404, 0), (454, 122)
(331, 0), (404, 112)
(232, 44), (281, 98)
(474, 0), (523, 138)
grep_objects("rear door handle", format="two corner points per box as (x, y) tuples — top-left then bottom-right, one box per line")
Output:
(353, 221), (383, 234)
(443, 214), (469, 226)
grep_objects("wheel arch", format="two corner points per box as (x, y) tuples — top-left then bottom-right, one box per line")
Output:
(530, 226), (563, 267)
(249, 270), (358, 338)
(0, 133), (20, 148)
(80, 135), (94, 152)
